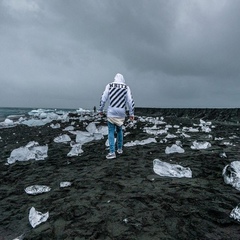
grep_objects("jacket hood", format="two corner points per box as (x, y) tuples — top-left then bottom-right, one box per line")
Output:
(114, 73), (125, 84)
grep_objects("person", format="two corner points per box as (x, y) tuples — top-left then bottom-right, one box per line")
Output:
(99, 73), (135, 159)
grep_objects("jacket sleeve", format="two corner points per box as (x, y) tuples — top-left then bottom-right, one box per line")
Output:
(99, 84), (110, 112)
(126, 86), (135, 116)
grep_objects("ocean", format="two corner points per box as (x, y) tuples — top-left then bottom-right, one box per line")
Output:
(0, 107), (78, 122)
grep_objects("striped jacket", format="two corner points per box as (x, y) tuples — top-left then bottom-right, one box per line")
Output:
(99, 73), (135, 118)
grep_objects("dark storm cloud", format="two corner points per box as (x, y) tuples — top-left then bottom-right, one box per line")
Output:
(0, 0), (240, 108)
(51, 0), (240, 77)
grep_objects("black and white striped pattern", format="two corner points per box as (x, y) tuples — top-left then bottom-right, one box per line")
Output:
(130, 93), (135, 111)
(109, 83), (127, 108)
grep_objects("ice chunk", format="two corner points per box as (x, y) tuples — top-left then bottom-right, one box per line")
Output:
(76, 107), (91, 114)
(67, 143), (83, 157)
(76, 131), (94, 144)
(165, 134), (177, 139)
(201, 126), (211, 133)
(29, 207), (49, 228)
(165, 144), (185, 154)
(4, 118), (14, 125)
(93, 132), (104, 140)
(60, 182), (72, 188)
(124, 138), (157, 147)
(0, 118), (17, 128)
(25, 185), (51, 195)
(153, 159), (192, 178)
(50, 123), (61, 129)
(222, 161), (240, 190)
(144, 125), (168, 135)
(13, 233), (25, 240)
(219, 152), (227, 158)
(230, 204), (240, 222)
(86, 122), (98, 134)
(215, 137), (224, 140)
(180, 133), (191, 138)
(21, 118), (52, 126)
(199, 120), (212, 132)
(7, 141), (48, 164)
(191, 140), (211, 150)
(98, 125), (108, 135)
(223, 141), (235, 146)
(182, 127), (199, 132)
(54, 134), (71, 143)
(63, 126), (74, 131)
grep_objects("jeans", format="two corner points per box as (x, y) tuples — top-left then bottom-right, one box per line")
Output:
(108, 121), (123, 153)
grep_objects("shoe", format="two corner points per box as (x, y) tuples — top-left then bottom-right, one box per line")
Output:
(117, 149), (123, 154)
(106, 152), (116, 159)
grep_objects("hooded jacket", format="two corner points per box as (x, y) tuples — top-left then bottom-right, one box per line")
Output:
(99, 73), (135, 118)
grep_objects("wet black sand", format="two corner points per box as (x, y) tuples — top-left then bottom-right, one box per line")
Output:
(1, 108), (240, 239)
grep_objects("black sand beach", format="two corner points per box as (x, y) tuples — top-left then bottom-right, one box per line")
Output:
(1, 108), (240, 239)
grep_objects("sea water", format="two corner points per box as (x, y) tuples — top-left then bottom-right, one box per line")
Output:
(0, 107), (77, 122)
(0, 107), (34, 122)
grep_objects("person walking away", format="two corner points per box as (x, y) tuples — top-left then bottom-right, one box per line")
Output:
(99, 73), (135, 159)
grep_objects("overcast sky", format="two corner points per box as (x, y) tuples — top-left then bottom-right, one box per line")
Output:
(1, 0), (240, 109)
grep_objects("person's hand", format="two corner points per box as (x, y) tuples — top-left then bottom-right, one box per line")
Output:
(129, 115), (134, 121)
(99, 112), (104, 117)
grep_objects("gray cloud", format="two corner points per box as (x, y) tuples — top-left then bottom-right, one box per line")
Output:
(0, 0), (240, 109)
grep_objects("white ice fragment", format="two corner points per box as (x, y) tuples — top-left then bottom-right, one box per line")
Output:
(207, 134), (213, 139)
(144, 128), (168, 135)
(191, 141), (211, 150)
(60, 182), (71, 188)
(215, 137), (224, 140)
(12, 234), (25, 240)
(4, 118), (14, 125)
(222, 161), (240, 191)
(223, 141), (235, 146)
(123, 218), (128, 223)
(50, 123), (61, 129)
(219, 152), (227, 158)
(201, 126), (211, 133)
(229, 135), (238, 139)
(86, 122), (98, 134)
(0, 118), (16, 128)
(182, 127), (199, 132)
(76, 131), (94, 144)
(76, 107), (91, 114)
(54, 134), (71, 143)
(29, 207), (49, 228)
(165, 144), (185, 154)
(25, 185), (51, 195)
(230, 204), (240, 222)
(22, 118), (52, 126)
(181, 133), (191, 138)
(63, 126), (74, 131)
(124, 138), (157, 147)
(7, 141), (48, 164)
(160, 139), (168, 143)
(175, 140), (182, 146)
(200, 119), (212, 126)
(153, 159), (192, 178)
(67, 143), (83, 157)
(165, 134), (177, 139)
(98, 125), (108, 135)
(93, 132), (104, 140)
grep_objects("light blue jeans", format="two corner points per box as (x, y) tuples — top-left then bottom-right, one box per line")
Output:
(108, 121), (123, 153)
